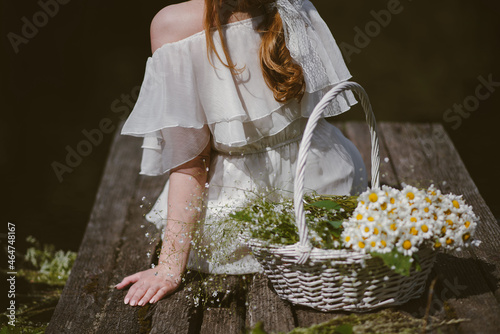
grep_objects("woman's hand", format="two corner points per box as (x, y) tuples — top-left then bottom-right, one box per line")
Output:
(117, 142), (211, 306)
(116, 264), (182, 306)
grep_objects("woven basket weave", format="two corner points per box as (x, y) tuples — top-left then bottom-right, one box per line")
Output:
(243, 82), (436, 312)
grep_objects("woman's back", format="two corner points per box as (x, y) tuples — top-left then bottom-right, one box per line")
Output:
(149, 0), (263, 51)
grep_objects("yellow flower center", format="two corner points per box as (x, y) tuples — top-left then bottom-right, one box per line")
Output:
(410, 217), (417, 223)
(403, 240), (412, 250)
(360, 201), (365, 205)
(421, 225), (429, 233)
(445, 209), (451, 215)
(368, 216), (375, 222)
(465, 221), (471, 228)
(373, 228), (379, 235)
(434, 241), (442, 249)
(381, 240), (387, 248)
(407, 192), (415, 200)
(446, 238), (454, 245)
(463, 233), (470, 241)
(358, 241), (365, 249)
(364, 227), (370, 233)
(390, 223), (397, 231)
(345, 236), (351, 242)
(441, 226), (447, 234)
(424, 207), (429, 213)
(370, 241), (376, 247)
(390, 198), (395, 204)
(453, 200), (460, 209)
(381, 203), (387, 210)
(425, 197), (431, 203)
(356, 214), (363, 220)
(410, 227), (418, 236)
(446, 219), (453, 226)
(369, 193), (378, 203)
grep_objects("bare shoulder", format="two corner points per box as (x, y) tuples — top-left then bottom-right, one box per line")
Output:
(150, 0), (205, 53)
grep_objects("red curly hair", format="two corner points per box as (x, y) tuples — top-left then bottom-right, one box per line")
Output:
(204, 0), (305, 103)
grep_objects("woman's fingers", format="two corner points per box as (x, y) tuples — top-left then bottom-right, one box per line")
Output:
(118, 268), (182, 306)
(138, 286), (161, 306)
(116, 272), (141, 289)
(128, 283), (150, 306)
(149, 286), (171, 304)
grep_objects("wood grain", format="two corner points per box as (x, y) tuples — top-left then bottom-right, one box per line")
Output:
(150, 275), (203, 334)
(380, 122), (500, 333)
(95, 174), (167, 333)
(47, 124), (143, 333)
(246, 273), (295, 333)
(199, 275), (246, 334)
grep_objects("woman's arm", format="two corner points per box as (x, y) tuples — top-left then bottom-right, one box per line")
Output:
(116, 142), (210, 306)
(116, 2), (209, 306)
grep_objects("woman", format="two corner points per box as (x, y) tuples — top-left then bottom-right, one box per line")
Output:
(116, 0), (367, 306)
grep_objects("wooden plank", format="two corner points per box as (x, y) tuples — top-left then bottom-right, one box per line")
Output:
(47, 124), (143, 333)
(149, 273), (203, 334)
(95, 174), (168, 333)
(380, 122), (500, 333)
(199, 275), (246, 334)
(344, 121), (399, 188)
(293, 306), (343, 328)
(421, 123), (500, 302)
(246, 273), (295, 333)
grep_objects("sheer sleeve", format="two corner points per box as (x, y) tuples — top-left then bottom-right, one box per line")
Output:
(121, 4), (357, 171)
(121, 40), (211, 176)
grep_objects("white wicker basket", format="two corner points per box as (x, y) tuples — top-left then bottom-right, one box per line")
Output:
(243, 82), (436, 312)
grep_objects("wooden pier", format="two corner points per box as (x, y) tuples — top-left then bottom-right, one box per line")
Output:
(47, 121), (500, 333)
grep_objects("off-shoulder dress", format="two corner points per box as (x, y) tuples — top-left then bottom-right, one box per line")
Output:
(121, 1), (368, 274)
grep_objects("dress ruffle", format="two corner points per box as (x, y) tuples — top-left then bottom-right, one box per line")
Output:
(121, 0), (356, 175)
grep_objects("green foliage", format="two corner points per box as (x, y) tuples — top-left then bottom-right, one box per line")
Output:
(1, 236), (76, 333)
(333, 324), (353, 334)
(246, 308), (465, 334)
(0, 309), (49, 334)
(248, 322), (268, 334)
(370, 248), (421, 277)
(247, 322), (353, 334)
(230, 194), (358, 249)
(309, 200), (342, 211)
(19, 236), (77, 285)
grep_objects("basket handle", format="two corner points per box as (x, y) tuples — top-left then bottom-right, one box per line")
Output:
(293, 81), (380, 264)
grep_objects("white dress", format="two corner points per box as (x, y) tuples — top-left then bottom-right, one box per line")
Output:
(121, 1), (368, 274)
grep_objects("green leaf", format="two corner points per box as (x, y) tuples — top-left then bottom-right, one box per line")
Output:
(328, 220), (343, 229)
(310, 200), (341, 211)
(229, 211), (252, 222)
(249, 322), (268, 334)
(331, 230), (341, 239)
(334, 324), (354, 334)
(370, 248), (413, 276)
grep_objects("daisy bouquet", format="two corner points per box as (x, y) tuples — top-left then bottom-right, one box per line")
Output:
(342, 184), (479, 258)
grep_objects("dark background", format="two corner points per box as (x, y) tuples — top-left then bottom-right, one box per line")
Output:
(2, 0), (499, 254)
